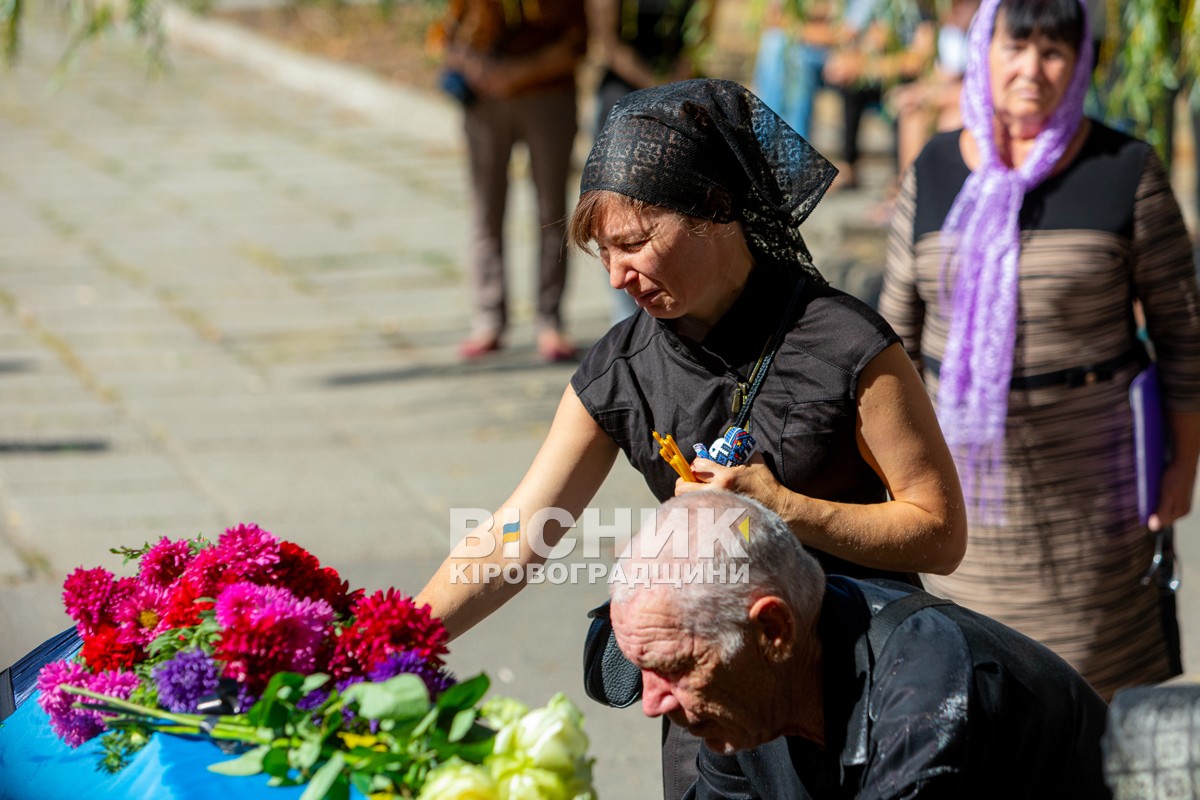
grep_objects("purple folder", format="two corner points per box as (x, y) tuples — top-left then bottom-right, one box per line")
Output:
(1130, 364), (1166, 526)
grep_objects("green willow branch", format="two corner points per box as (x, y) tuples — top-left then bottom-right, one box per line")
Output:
(1097, 0), (1196, 161)
(1, 0), (21, 65)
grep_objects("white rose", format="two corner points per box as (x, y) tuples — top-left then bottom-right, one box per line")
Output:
(418, 760), (500, 800)
(508, 695), (590, 774)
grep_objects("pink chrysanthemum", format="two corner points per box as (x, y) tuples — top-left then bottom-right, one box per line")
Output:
(214, 581), (272, 629)
(329, 589), (448, 680)
(37, 660), (139, 748)
(213, 581), (334, 692)
(112, 581), (172, 647)
(37, 660), (91, 719)
(62, 566), (117, 635)
(138, 537), (194, 589)
(213, 523), (279, 583)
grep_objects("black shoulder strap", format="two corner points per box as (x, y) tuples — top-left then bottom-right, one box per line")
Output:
(854, 590), (958, 795)
(866, 591), (954, 664)
(732, 276), (807, 430)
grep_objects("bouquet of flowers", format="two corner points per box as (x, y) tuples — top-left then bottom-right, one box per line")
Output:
(32, 524), (596, 800)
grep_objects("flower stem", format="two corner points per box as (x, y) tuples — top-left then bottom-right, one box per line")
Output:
(62, 685), (270, 744)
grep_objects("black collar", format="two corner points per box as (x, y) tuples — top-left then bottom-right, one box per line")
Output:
(656, 265), (807, 378)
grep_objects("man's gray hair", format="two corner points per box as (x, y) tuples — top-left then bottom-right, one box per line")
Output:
(610, 489), (826, 657)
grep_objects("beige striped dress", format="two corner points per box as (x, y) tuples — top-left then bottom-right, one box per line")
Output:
(879, 122), (1200, 700)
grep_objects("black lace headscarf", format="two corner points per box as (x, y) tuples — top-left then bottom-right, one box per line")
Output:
(579, 78), (838, 282)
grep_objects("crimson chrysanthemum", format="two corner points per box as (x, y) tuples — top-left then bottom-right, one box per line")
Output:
(80, 624), (145, 672)
(62, 566), (117, 636)
(138, 536), (194, 589)
(176, 546), (222, 607)
(274, 540), (362, 616)
(158, 578), (207, 631)
(330, 589), (448, 680)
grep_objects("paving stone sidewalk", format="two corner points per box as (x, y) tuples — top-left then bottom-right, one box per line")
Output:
(0, 9), (667, 793)
(2, 6), (1198, 797)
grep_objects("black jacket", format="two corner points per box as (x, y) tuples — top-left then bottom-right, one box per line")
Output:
(687, 578), (1112, 799)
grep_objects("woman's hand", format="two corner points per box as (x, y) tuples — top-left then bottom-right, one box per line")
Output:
(822, 50), (867, 86)
(1150, 410), (1200, 532)
(1150, 458), (1197, 531)
(675, 453), (784, 509)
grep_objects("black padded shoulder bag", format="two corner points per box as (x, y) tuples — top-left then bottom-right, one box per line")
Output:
(583, 600), (642, 708)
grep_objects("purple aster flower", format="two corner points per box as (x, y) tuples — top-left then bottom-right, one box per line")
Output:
(153, 649), (221, 713)
(297, 687), (330, 712)
(368, 650), (456, 698)
(331, 675), (369, 729)
(336, 675), (365, 693)
(236, 684), (257, 712)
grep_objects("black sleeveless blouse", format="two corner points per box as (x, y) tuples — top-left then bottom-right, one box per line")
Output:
(571, 264), (905, 580)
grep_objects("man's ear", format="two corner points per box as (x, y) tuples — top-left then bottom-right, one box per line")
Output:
(748, 596), (795, 662)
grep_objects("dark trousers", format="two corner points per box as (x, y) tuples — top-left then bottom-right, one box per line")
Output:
(840, 83), (883, 168)
(462, 86), (577, 337)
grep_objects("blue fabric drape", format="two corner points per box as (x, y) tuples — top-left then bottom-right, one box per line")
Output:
(0, 696), (367, 800)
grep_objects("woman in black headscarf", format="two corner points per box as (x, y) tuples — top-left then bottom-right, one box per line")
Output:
(416, 79), (966, 797)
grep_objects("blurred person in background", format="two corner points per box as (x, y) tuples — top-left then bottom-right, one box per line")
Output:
(750, 0), (848, 141)
(879, 0), (1200, 700)
(888, 0), (979, 181)
(588, 0), (719, 323)
(821, 0), (935, 189)
(429, 0), (586, 363)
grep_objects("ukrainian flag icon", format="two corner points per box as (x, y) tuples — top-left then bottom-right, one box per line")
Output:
(502, 521), (520, 543)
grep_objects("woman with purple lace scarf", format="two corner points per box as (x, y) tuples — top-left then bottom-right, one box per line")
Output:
(880, 0), (1200, 699)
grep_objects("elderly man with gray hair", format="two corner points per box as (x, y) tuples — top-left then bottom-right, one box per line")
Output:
(610, 489), (1112, 798)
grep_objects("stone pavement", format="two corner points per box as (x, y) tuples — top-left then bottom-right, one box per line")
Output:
(1, 5), (1198, 797)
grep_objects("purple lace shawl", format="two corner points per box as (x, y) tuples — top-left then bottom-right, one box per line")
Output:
(937, 0), (1093, 516)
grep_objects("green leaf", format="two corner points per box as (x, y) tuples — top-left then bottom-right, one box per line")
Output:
(370, 771), (401, 791)
(300, 752), (346, 800)
(349, 771), (374, 796)
(343, 674), (429, 721)
(208, 746), (268, 776)
(300, 673), (330, 695)
(442, 722), (499, 763)
(264, 672), (308, 698)
(293, 737), (324, 772)
(436, 672), (489, 712)
(448, 708), (476, 743)
(262, 746), (293, 779)
(409, 707), (439, 739)
(248, 672), (311, 729)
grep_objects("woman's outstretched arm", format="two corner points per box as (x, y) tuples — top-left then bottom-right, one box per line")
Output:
(415, 386), (620, 639)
